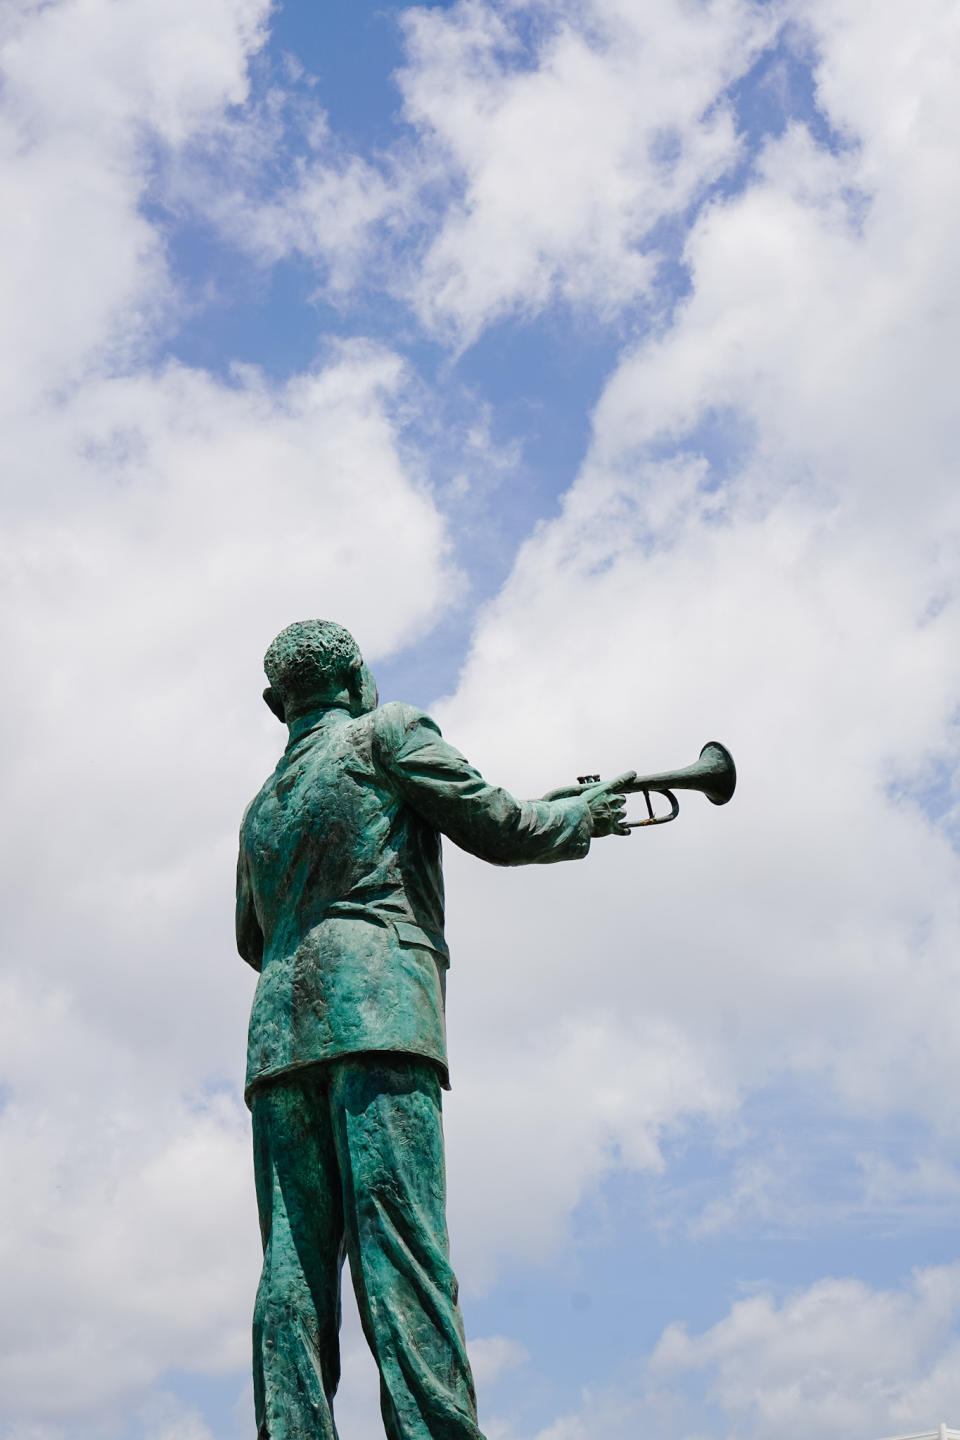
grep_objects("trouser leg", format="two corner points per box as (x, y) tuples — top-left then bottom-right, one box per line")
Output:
(329, 1056), (486, 1440)
(251, 1074), (345, 1440)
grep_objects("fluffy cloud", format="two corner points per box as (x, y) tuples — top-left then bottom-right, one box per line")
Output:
(649, 1263), (960, 1438)
(398, 0), (779, 339)
(0, 0), (458, 1428)
(6, 0), (960, 1433)
(167, 103), (415, 298)
(425, 0), (960, 1295)
(0, 0), (269, 411)
(0, 1079), (256, 1417)
(0, 338), (454, 1426)
(183, 0), (783, 342)
(443, 993), (732, 1287)
(495, 1264), (960, 1440)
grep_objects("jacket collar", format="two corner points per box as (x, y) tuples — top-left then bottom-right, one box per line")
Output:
(285, 703), (352, 751)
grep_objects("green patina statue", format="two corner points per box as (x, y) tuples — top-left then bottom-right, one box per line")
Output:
(236, 619), (632, 1440)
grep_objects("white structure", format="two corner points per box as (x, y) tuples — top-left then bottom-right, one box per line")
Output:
(876, 1428), (960, 1440)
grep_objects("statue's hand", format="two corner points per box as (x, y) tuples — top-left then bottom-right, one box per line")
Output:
(583, 772), (635, 837)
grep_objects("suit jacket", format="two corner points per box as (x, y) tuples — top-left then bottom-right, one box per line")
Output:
(236, 701), (591, 1100)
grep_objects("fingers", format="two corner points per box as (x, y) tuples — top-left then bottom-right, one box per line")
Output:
(602, 770), (637, 794)
(586, 790), (631, 837)
(606, 800), (631, 836)
(609, 797), (631, 836)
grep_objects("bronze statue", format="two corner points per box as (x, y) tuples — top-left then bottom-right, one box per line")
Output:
(236, 619), (734, 1439)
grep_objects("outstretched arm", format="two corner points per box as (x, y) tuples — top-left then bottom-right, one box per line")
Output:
(375, 704), (627, 865)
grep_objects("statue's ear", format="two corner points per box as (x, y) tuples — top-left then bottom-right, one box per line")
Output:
(347, 657), (378, 714)
(262, 686), (286, 723)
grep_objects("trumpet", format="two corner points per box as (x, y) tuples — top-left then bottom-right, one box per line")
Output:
(547, 741), (737, 827)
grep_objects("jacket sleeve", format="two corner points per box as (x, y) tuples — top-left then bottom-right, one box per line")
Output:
(235, 839), (264, 972)
(374, 703), (592, 867)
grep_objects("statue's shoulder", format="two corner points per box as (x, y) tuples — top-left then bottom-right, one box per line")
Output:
(369, 701), (442, 757)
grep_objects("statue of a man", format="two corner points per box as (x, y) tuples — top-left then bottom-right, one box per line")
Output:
(236, 620), (630, 1440)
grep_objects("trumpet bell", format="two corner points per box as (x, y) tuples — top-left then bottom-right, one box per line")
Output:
(691, 741), (737, 806)
(618, 739), (737, 824)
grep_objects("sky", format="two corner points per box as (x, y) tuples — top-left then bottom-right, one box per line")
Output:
(2, 0), (960, 1437)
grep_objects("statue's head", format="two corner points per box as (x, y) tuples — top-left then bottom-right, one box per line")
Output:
(262, 620), (378, 724)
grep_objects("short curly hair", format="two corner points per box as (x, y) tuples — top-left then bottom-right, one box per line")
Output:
(263, 620), (362, 704)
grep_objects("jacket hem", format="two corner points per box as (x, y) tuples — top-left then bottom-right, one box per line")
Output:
(244, 1046), (451, 1107)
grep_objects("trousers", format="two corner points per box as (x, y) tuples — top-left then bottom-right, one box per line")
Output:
(251, 1055), (485, 1440)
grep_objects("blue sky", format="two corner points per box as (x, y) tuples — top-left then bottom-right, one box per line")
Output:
(3, 2), (960, 1439)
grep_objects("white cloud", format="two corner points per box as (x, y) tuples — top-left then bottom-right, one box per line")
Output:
(140, 1393), (218, 1440)
(397, 0), (781, 340)
(0, 1068), (256, 1417)
(0, 339), (456, 1422)
(500, 1264), (960, 1440)
(0, 0), (270, 411)
(180, 0), (783, 344)
(0, 0), (459, 1429)
(469, 1334), (529, 1388)
(443, 996), (731, 1288)
(168, 102), (417, 297)
(424, 0), (960, 1289)
(650, 1263), (960, 1439)
(7, 0), (960, 1433)
(1, 1427), (69, 1440)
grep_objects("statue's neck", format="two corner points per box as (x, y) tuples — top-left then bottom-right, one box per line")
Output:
(286, 701), (351, 746)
